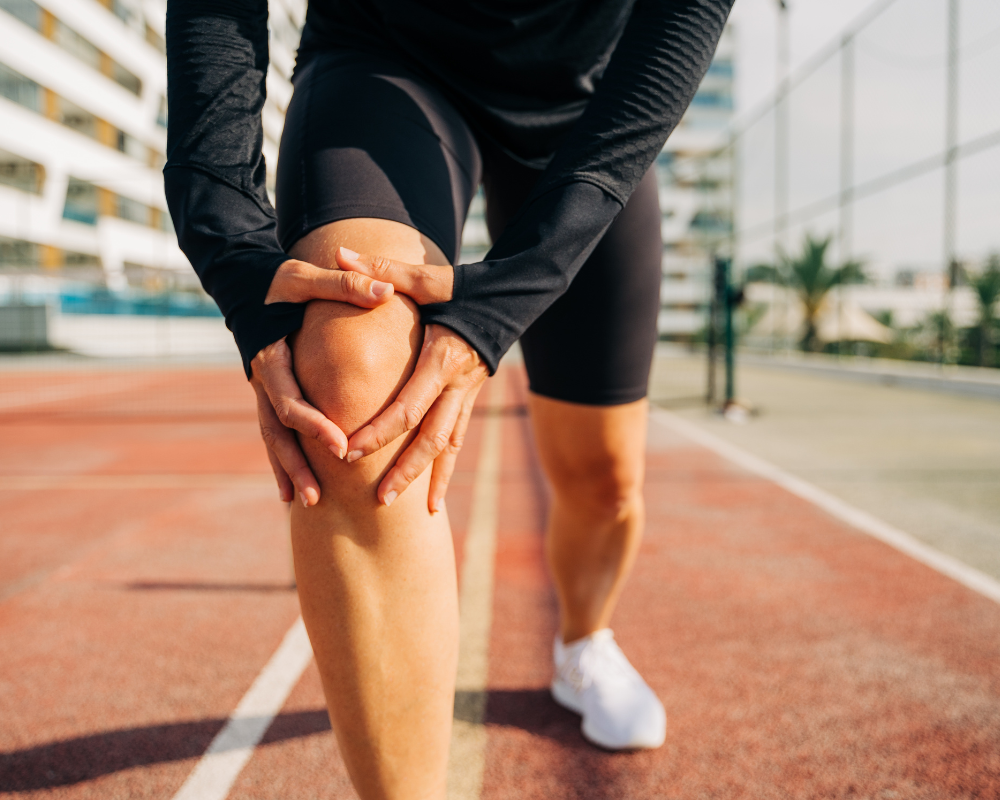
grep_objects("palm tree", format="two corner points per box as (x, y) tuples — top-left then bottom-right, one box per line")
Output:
(968, 253), (1000, 367)
(746, 234), (865, 352)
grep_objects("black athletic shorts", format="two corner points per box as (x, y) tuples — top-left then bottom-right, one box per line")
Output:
(275, 50), (662, 406)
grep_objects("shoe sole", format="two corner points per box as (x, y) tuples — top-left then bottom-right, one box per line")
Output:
(550, 679), (666, 751)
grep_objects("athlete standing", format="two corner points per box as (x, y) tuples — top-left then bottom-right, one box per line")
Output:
(165, 0), (733, 796)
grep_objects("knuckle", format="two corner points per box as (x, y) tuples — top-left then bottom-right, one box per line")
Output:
(342, 270), (366, 294)
(428, 429), (451, 454)
(272, 400), (293, 427)
(372, 428), (394, 450)
(398, 462), (422, 484)
(259, 424), (282, 450)
(403, 403), (425, 431)
(370, 256), (394, 279)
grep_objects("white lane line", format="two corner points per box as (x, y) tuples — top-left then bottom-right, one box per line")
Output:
(171, 618), (313, 800)
(651, 408), (1000, 606)
(447, 373), (505, 800)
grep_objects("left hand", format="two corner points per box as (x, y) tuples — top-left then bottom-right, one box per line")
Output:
(335, 247), (490, 512)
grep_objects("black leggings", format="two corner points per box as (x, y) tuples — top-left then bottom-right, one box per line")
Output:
(276, 50), (662, 406)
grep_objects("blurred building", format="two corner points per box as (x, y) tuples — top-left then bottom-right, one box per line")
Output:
(0, 0), (303, 290)
(0, 0), (303, 354)
(655, 24), (735, 340)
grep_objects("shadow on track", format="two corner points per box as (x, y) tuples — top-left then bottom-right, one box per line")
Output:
(0, 710), (329, 791)
(0, 690), (584, 791)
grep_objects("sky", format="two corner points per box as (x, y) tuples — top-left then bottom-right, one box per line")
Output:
(724, 0), (1000, 278)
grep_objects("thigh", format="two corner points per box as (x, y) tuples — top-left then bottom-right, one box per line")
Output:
(276, 49), (482, 263)
(484, 159), (662, 406)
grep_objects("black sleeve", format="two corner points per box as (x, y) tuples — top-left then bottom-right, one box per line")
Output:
(420, 0), (734, 374)
(163, 0), (303, 379)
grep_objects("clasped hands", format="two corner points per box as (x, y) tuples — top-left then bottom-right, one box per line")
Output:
(250, 247), (489, 513)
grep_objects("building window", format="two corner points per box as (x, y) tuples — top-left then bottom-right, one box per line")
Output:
(118, 130), (147, 160)
(0, 148), (44, 194)
(1, 0), (142, 95)
(0, 234), (100, 270)
(0, 61), (41, 112)
(0, 0), (39, 29)
(116, 194), (148, 226)
(63, 178), (99, 225)
(55, 96), (97, 139)
(145, 23), (165, 55)
(63, 177), (171, 232)
(52, 17), (101, 70)
(1, 60), (150, 162)
(706, 59), (734, 79)
(0, 235), (37, 267)
(690, 91), (733, 110)
(156, 94), (167, 129)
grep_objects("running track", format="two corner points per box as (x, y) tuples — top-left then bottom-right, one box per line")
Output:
(1, 365), (998, 798)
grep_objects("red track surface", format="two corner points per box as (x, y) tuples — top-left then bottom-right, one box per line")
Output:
(1, 365), (998, 798)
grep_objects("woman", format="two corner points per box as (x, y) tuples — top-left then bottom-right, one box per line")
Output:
(165, 0), (732, 796)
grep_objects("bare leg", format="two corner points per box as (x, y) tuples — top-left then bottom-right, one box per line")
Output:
(528, 394), (648, 644)
(288, 219), (456, 800)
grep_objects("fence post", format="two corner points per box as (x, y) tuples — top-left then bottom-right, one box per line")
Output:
(722, 257), (737, 406)
(942, 0), (960, 363)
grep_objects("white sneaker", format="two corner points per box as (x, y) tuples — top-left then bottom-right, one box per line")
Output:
(551, 629), (666, 750)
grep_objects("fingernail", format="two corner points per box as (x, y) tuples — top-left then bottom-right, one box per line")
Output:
(280, 490), (289, 502)
(300, 492), (309, 508)
(433, 498), (445, 514)
(340, 247), (359, 260)
(347, 450), (363, 463)
(383, 491), (397, 507)
(330, 444), (345, 459)
(371, 281), (391, 298)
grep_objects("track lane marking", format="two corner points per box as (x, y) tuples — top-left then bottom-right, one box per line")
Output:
(448, 373), (505, 800)
(170, 619), (313, 800)
(651, 408), (1000, 605)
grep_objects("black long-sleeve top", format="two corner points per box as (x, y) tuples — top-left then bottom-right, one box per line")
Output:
(164, 0), (733, 377)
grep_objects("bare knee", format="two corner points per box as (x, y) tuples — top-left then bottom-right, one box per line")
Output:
(550, 452), (644, 525)
(292, 295), (422, 435)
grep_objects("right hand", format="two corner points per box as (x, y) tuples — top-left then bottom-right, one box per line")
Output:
(252, 258), (395, 506)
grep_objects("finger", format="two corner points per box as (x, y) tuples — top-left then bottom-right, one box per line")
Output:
(259, 358), (349, 460)
(306, 263), (394, 307)
(264, 439), (294, 503)
(427, 383), (481, 513)
(335, 247), (453, 305)
(375, 386), (467, 506)
(265, 259), (394, 307)
(346, 361), (448, 462)
(254, 381), (321, 507)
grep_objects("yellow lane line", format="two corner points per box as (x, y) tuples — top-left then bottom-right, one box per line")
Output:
(448, 372), (505, 800)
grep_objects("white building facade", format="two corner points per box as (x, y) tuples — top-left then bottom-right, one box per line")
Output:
(0, 0), (302, 295)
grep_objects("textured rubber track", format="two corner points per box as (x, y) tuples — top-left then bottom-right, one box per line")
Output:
(478, 371), (1000, 798)
(2, 365), (999, 798)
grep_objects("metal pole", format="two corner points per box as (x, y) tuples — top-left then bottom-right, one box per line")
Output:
(723, 258), (736, 404)
(707, 254), (719, 405)
(838, 33), (855, 357)
(942, 0), (960, 363)
(774, 0), (790, 354)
